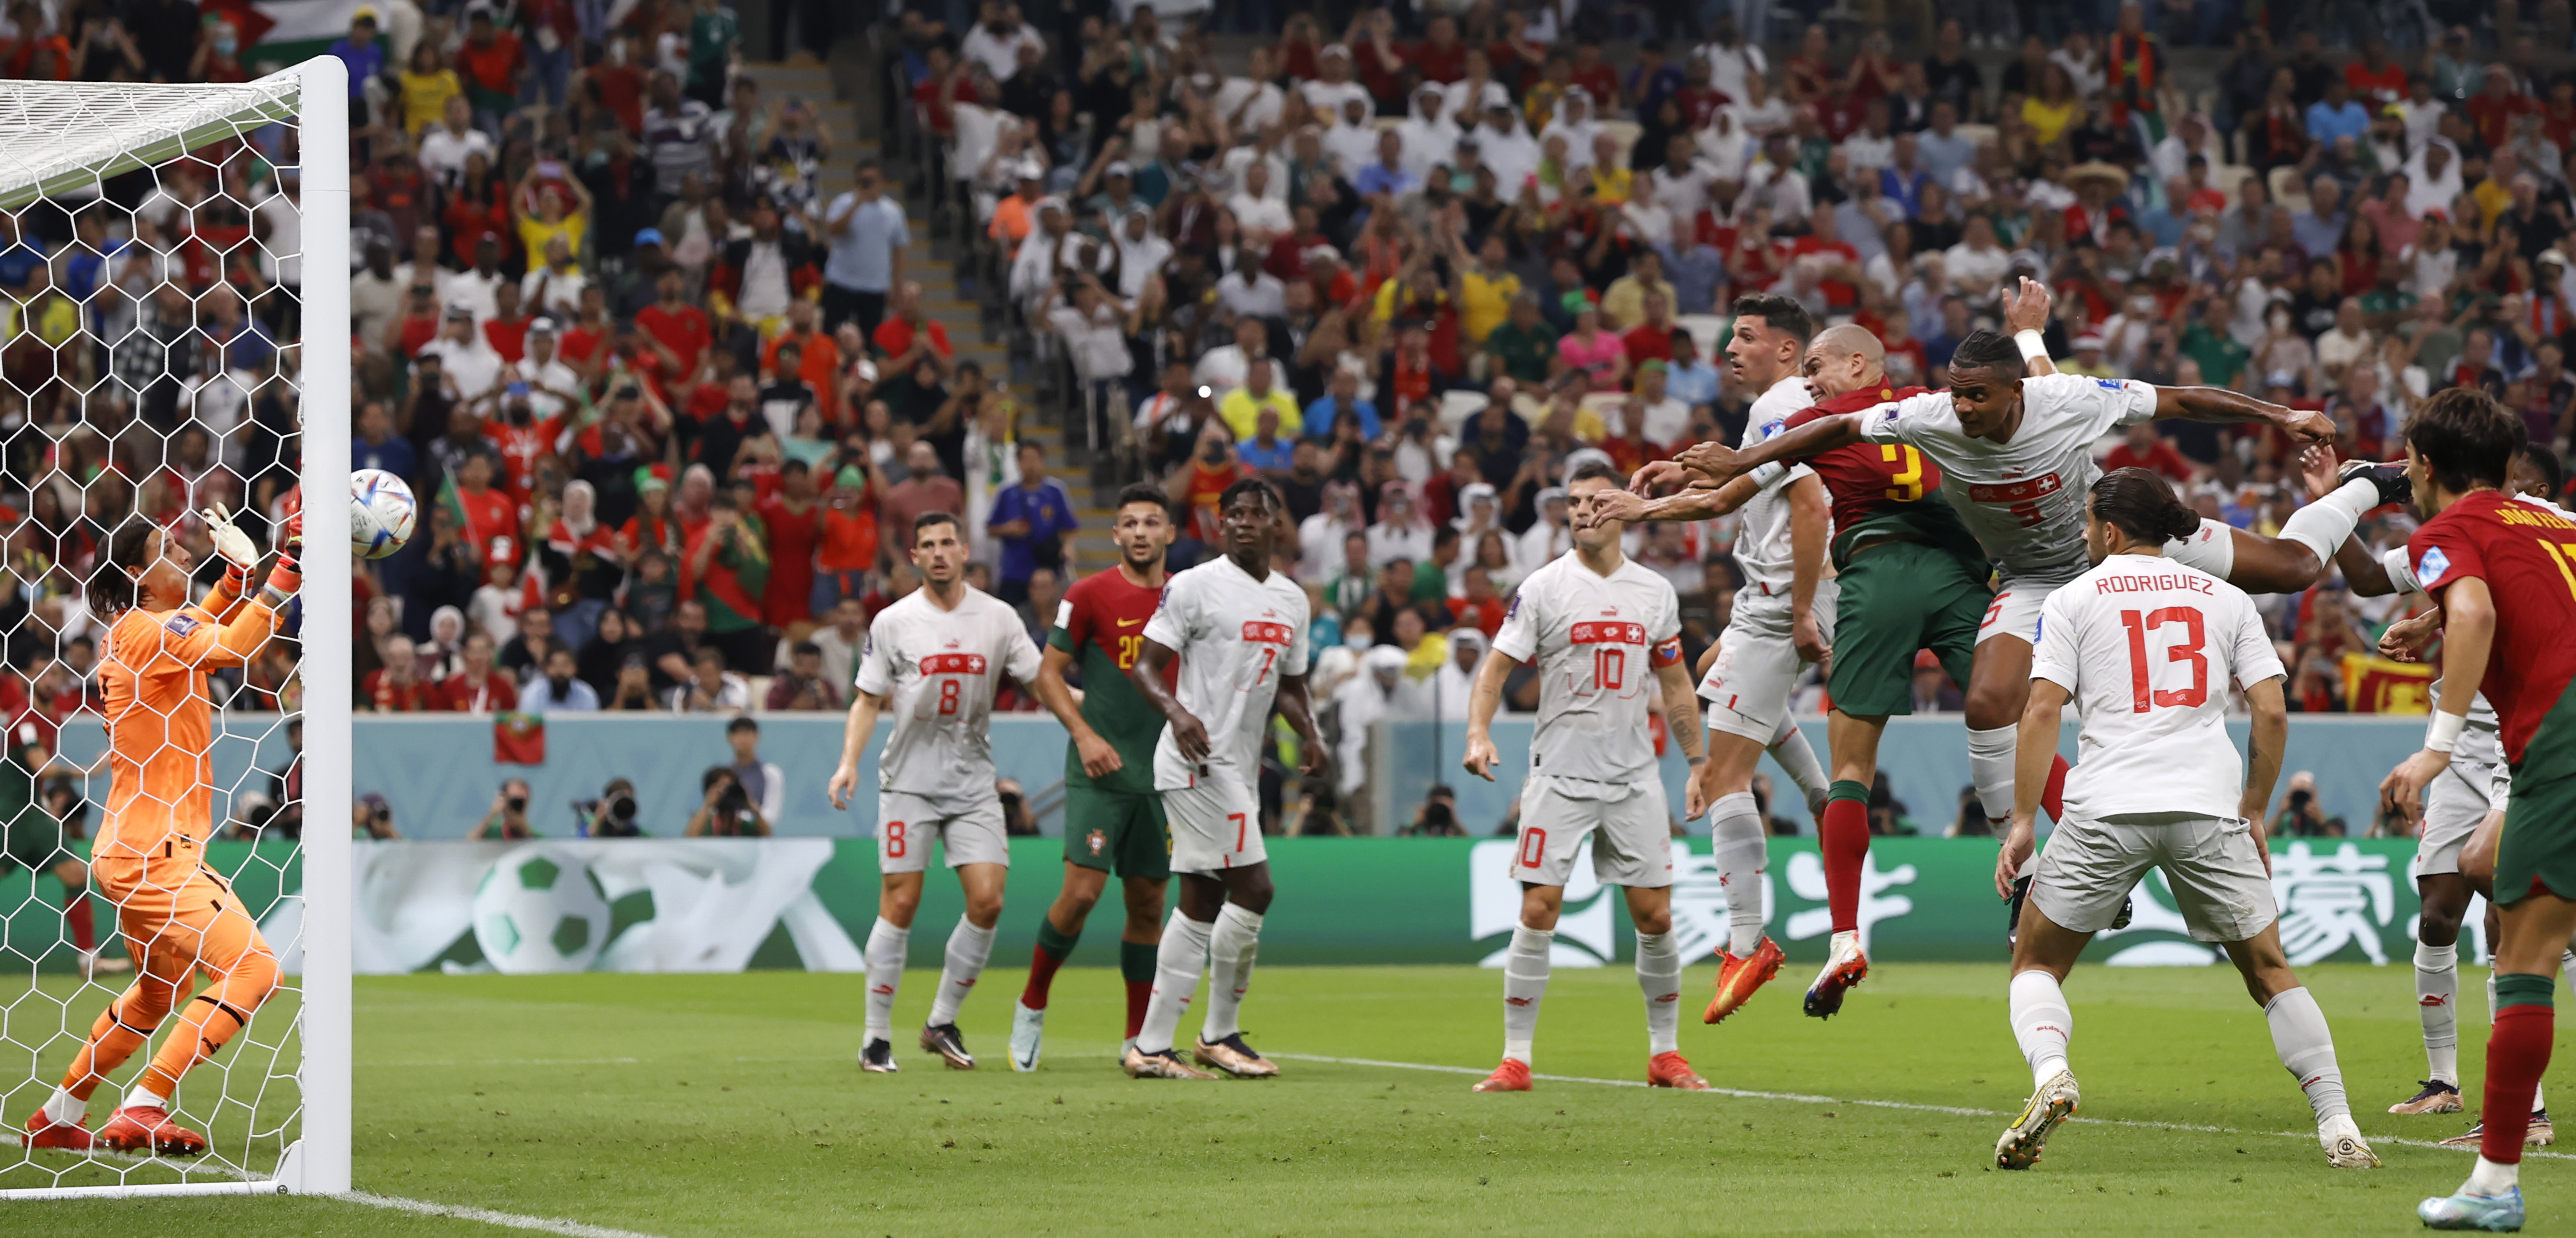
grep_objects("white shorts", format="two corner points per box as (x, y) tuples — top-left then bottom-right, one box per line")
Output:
(1165, 775), (1265, 874)
(2164, 518), (2238, 578)
(1975, 573), (2073, 647)
(1510, 774), (1676, 889)
(2415, 750), (2502, 879)
(876, 789), (1011, 874)
(2031, 811), (2277, 943)
(1700, 580), (1839, 743)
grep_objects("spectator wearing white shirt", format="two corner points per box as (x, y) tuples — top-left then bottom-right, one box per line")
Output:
(416, 95), (493, 188)
(520, 233), (587, 317)
(1298, 44), (1371, 119)
(1322, 95), (1380, 181)
(1214, 250), (1288, 319)
(1698, 17), (1768, 103)
(1645, 135), (1713, 222)
(958, 2), (1046, 82)
(666, 645), (751, 712)
(1194, 315), (1285, 394)
(1225, 161), (1292, 242)
(1216, 48), (1288, 133)
(1720, 70), (1791, 140)
(418, 302), (505, 401)
(1472, 102), (1540, 195)
(521, 646), (602, 711)
(516, 320), (583, 420)
(1396, 83), (1461, 181)
(1047, 273), (1134, 390)
(1108, 204), (1172, 302)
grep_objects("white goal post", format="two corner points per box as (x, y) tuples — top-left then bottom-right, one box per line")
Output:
(0, 56), (348, 1200)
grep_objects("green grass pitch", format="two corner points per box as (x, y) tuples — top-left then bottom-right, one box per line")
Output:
(3, 961), (2570, 1234)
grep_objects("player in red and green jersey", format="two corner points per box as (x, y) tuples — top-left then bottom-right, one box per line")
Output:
(1012, 483), (1180, 1072)
(2387, 391), (2576, 1232)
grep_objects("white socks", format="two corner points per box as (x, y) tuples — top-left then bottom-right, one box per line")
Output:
(1967, 725), (2018, 825)
(1201, 904), (1264, 1043)
(122, 1084), (166, 1113)
(1502, 924), (1551, 1064)
(2279, 477), (2382, 565)
(1137, 909), (1214, 1055)
(2417, 940), (2460, 1085)
(44, 1086), (82, 1124)
(1636, 930), (1683, 1056)
(1766, 714), (1829, 804)
(863, 916), (911, 1043)
(926, 915), (996, 1028)
(1709, 791), (1768, 955)
(2468, 1155), (2520, 1197)
(2265, 986), (2351, 1124)
(2009, 969), (2073, 1089)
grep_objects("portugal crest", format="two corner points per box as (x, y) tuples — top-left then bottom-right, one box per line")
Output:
(1085, 830), (1106, 855)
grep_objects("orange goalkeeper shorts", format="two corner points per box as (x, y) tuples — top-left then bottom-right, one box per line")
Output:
(89, 835), (272, 985)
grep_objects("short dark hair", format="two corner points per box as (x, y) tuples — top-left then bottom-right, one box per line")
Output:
(2520, 442), (2567, 499)
(1730, 293), (1815, 348)
(2405, 388), (2520, 495)
(1433, 524), (1460, 548)
(727, 716), (760, 735)
(856, 159), (881, 177)
(1947, 328), (2022, 378)
(792, 640), (824, 659)
(1117, 481), (1173, 513)
(1218, 477), (1281, 513)
(1567, 459), (1624, 487)
(913, 510), (961, 541)
(2090, 468), (2201, 544)
(545, 645), (578, 666)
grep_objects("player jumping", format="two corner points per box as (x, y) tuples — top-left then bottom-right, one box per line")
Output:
(1124, 480), (1328, 1080)
(828, 512), (1046, 1072)
(1992, 469), (2375, 1172)
(2379, 394), (2576, 1232)
(24, 508), (301, 1155)
(1460, 460), (1712, 1093)
(1013, 484), (1179, 1071)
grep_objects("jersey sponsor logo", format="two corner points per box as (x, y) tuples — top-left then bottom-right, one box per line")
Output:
(2417, 546), (2451, 589)
(162, 614), (200, 636)
(1965, 473), (2063, 504)
(1569, 621), (1648, 646)
(1116, 618), (1142, 627)
(1240, 620), (1295, 646)
(919, 653), (989, 674)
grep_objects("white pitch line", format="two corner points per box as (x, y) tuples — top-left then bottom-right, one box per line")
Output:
(1267, 1052), (2576, 1162)
(337, 1191), (665, 1238)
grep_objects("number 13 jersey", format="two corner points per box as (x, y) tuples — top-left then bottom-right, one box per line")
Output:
(1144, 554), (1312, 793)
(857, 586), (1046, 795)
(1491, 551), (1684, 784)
(2031, 553), (2283, 820)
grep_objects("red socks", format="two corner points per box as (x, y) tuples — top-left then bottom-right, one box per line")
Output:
(64, 895), (94, 953)
(1020, 945), (1067, 1011)
(2041, 754), (2069, 824)
(1125, 980), (1150, 1039)
(2483, 1001), (2556, 1164)
(1820, 783), (1870, 935)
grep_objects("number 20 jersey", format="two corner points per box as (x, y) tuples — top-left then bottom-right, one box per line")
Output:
(2031, 553), (2283, 820)
(1143, 554), (1312, 793)
(856, 586), (1046, 795)
(1490, 551), (1684, 785)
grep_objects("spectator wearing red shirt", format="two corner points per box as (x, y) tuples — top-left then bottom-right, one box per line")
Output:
(1446, 568), (1509, 636)
(2465, 66), (2539, 151)
(1620, 290), (1678, 369)
(364, 635), (439, 712)
(451, 451), (522, 567)
(635, 267), (713, 381)
(439, 632), (520, 713)
(2100, 422), (2199, 485)
(909, 46), (976, 137)
(762, 300), (843, 418)
(1408, 15), (1468, 83)
(482, 281), (531, 363)
(1568, 40), (1620, 110)
(871, 282), (953, 367)
(455, 7), (526, 132)
(2341, 40), (2407, 105)
(557, 285), (613, 370)
(1789, 211), (1863, 310)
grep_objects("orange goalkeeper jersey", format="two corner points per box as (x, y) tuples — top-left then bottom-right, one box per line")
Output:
(96, 577), (279, 857)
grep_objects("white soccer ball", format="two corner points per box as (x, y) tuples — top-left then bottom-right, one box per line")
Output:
(351, 468), (417, 560)
(471, 847), (613, 974)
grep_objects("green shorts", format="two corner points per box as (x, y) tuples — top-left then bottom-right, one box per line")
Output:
(1826, 539), (1989, 719)
(1062, 783), (1171, 880)
(0, 804), (66, 877)
(2496, 685), (2576, 907)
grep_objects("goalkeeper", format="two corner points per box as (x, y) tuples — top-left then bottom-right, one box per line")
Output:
(22, 506), (300, 1157)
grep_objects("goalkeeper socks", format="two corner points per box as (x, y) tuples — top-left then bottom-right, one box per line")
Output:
(1966, 726), (2017, 826)
(1502, 925), (1551, 1064)
(41, 1086), (82, 1126)
(1635, 930), (1682, 1056)
(2262, 986), (2350, 1124)
(1137, 910), (1213, 1055)
(63, 895), (93, 953)
(1120, 940), (1156, 1039)
(926, 916), (996, 1028)
(2009, 969), (2073, 1089)
(863, 917), (910, 1043)
(1765, 714), (1828, 804)
(1820, 781), (1871, 935)
(2279, 476), (2382, 564)
(1709, 792), (1768, 955)
(1021, 917), (1080, 1010)
(122, 1084), (166, 1113)
(2040, 754), (2069, 825)
(2417, 940), (2460, 1085)
(1200, 904), (1263, 1043)
(2482, 973), (2557, 1167)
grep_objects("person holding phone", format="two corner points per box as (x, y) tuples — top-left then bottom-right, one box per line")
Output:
(512, 159), (592, 270)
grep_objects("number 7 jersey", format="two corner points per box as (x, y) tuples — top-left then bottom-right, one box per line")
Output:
(1490, 551), (1684, 784)
(856, 586), (1046, 796)
(1143, 554), (1312, 793)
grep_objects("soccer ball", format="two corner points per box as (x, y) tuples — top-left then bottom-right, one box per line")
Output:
(471, 847), (613, 975)
(352, 468), (417, 560)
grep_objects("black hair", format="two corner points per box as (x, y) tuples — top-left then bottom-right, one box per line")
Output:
(792, 640), (824, 658)
(855, 159), (881, 177)
(1218, 477), (1282, 513)
(2519, 442), (2567, 499)
(1567, 459), (1624, 487)
(912, 510), (960, 541)
(1433, 524), (1460, 549)
(1729, 293), (1814, 347)
(780, 458), (808, 475)
(1116, 481), (1173, 514)
(1947, 328), (2022, 379)
(87, 516), (159, 616)
(727, 716), (760, 734)
(700, 765), (736, 791)
(2405, 388), (2520, 495)
(2090, 467), (2202, 545)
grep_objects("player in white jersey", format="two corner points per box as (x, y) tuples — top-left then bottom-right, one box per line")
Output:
(1459, 461), (1712, 1094)
(2343, 444), (2571, 1137)
(1123, 479), (1329, 1080)
(1990, 469), (2376, 1172)
(828, 512), (1046, 1073)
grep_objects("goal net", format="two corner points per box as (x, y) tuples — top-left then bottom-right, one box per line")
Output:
(0, 60), (349, 1200)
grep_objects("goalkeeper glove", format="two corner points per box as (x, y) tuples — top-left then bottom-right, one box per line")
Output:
(258, 508), (304, 607)
(201, 504), (259, 570)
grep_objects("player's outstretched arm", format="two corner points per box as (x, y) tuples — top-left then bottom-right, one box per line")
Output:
(2382, 579), (2494, 822)
(2150, 384), (2336, 446)
(2335, 535), (2400, 596)
(1997, 678), (2068, 900)
(1129, 638), (1210, 761)
(826, 690), (886, 810)
(2000, 275), (2058, 378)
(1672, 413), (1863, 485)
(1275, 673), (1330, 779)
(1580, 473), (1762, 528)
(1656, 661), (1711, 818)
(1031, 645), (1118, 777)
(1459, 649), (1521, 781)
(2240, 675), (2288, 876)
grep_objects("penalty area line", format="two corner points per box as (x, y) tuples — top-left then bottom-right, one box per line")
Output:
(1267, 1053), (2576, 1162)
(337, 1191), (664, 1238)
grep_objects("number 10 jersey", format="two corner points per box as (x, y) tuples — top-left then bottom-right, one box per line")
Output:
(1491, 551), (1684, 786)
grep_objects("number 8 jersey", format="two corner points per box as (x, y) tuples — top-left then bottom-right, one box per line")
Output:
(1490, 551), (1684, 784)
(2030, 553), (2282, 820)
(856, 586), (1046, 795)
(1144, 555), (1312, 793)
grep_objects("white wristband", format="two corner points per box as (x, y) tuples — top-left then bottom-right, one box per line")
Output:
(2426, 711), (2466, 754)
(2014, 330), (2048, 363)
